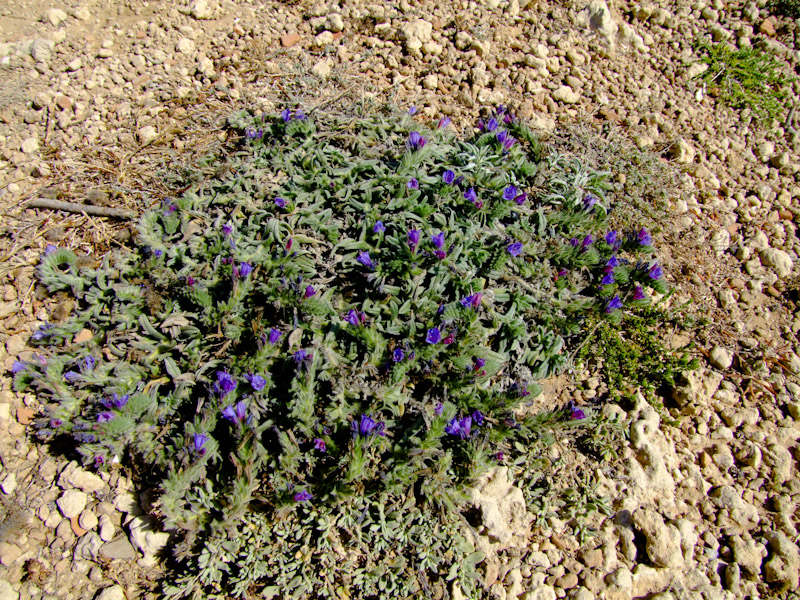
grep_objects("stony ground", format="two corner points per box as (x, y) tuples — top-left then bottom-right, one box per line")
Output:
(0, 0), (799, 599)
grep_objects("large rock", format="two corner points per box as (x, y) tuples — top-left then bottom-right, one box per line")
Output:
(128, 515), (170, 566)
(671, 369), (722, 415)
(0, 578), (18, 600)
(759, 248), (793, 278)
(398, 19), (433, 44)
(468, 467), (531, 550)
(57, 490), (88, 519)
(578, 1), (618, 40)
(632, 509), (683, 568)
(58, 464), (107, 494)
(764, 531), (800, 589)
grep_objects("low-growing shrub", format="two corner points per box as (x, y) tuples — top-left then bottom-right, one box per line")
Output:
(15, 106), (668, 598)
(692, 40), (795, 123)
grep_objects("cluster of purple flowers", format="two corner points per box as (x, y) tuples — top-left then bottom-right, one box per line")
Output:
(407, 132), (427, 151)
(345, 309), (367, 327)
(351, 414), (386, 439)
(460, 292), (482, 309)
(503, 185), (526, 205)
(463, 187), (482, 209)
(102, 393), (129, 410)
(222, 401), (248, 425)
(233, 262), (253, 280)
(445, 410), (485, 439)
(214, 371), (237, 398)
(496, 130), (516, 152)
(281, 108), (306, 122)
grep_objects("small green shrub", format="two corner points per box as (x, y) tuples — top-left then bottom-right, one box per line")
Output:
(767, 0), (800, 18)
(692, 40), (795, 122)
(15, 106), (668, 598)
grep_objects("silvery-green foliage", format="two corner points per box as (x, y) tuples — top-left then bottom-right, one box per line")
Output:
(16, 106), (665, 597)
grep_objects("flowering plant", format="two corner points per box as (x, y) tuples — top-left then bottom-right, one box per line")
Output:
(18, 106), (666, 598)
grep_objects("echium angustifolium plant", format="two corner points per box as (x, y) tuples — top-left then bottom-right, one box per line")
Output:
(15, 105), (668, 598)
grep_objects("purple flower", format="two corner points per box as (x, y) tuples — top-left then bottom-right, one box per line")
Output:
(473, 357), (486, 372)
(275, 197), (287, 209)
(582, 235), (593, 248)
(571, 407), (586, 420)
(32, 324), (54, 341)
(186, 276), (195, 286)
(485, 118), (498, 132)
(460, 293), (482, 309)
(605, 230), (618, 246)
(11, 361), (27, 374)
(97, 412), (114, 423)
(605, 295), (623, 313)
(83, 357), (95, 372)
(102, 393), (129, 409)
(442, 170), (456, 184)
(238, 262), (253, 279)
(514, 192), (527, 205)
(638, 228), (653, 246)
(438, 117), (451, 129)
(244, 127), (263, 139)
(569, 238), (579, 247)
(648, 263), (663, 280)
(445, 415), (473, 439)
(44, 244), (57, 255)
(247, 374), (267, 391)
(50, 419), (62, 428)
(345, 309), (366, 327)
(153, 249), (163, 257)
(426, 327), (441, 344)
(295, 109), (306, 120)
(222, 223), (233, 237)
(507, 242), (523, 257)
(392, 348), (405, 362)
(601, 273), (615, 286)
(431, 231), (445, 250)
(435, 403), (444, 416)
(304, 285), (316, 298)
(464, 188), (477, 203)
(407, 178), (419, 190)
(192, 433), (208, 456)
(606, 256), (620, 269)
(373, 221), (386, 233)
(633, 285), (646, 300)
(408, 229), (421, 252)
(294, 490), (313, 502)
(357, 251), (376, 270)
(583, 194), (598, 210)
(313, 438), (326, 452)
(408, 132), (427, 151)
(503, 185), (517, 201)
(268, 328), (282, 345)
(281, 109), (292, 122)
(294, 349), (312, 364)
(471, 410), (485, 425)
(501, 135), (517, 151)
(443, 333), (455, 345)
(214, 371), (238, 398)
(408, 106), (417, 115)
(64, 371), (80, 382)
(352, 414), (385, 438)
(222, 401), (248, 424)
